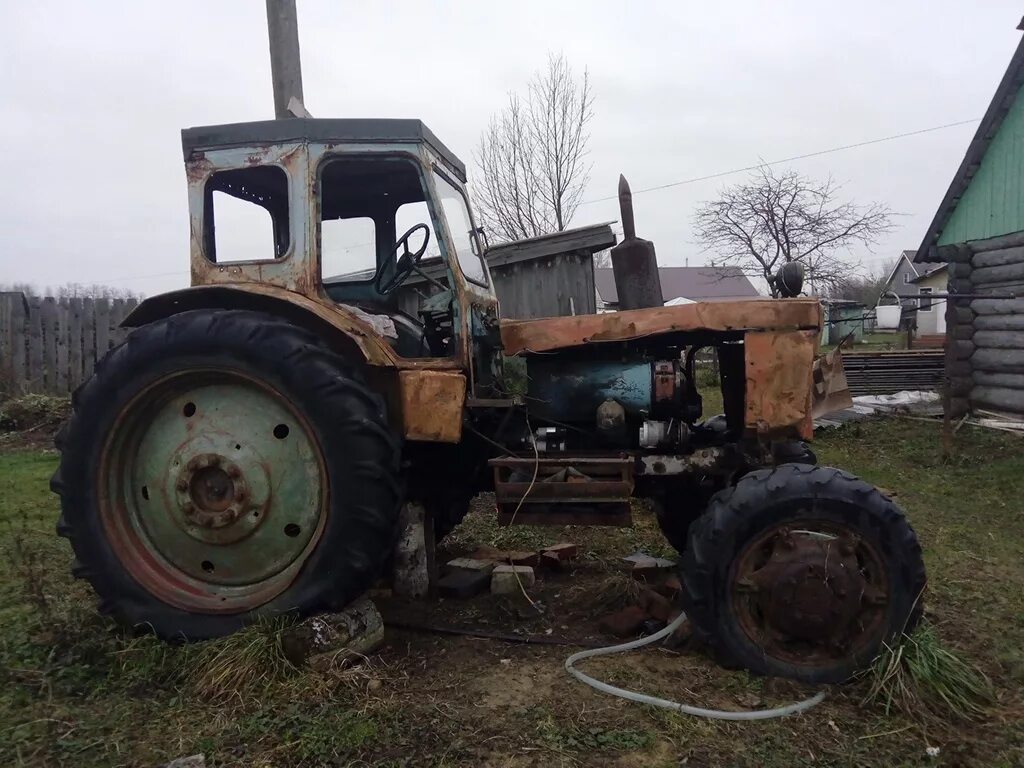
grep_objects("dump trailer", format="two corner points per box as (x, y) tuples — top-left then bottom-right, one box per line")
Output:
(52, 118), (925, 683)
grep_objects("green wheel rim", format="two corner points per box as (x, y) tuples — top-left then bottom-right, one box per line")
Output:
(100, 369), (327, 614)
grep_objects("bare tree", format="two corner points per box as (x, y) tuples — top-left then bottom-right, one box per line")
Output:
(693, 166), (893, 296)
(0, 283), (39, 298)
(474, 53), (594, 243)
(826, 259), (895, 307)
(592, 249), (611, 268)
(51, 283), (144, 300)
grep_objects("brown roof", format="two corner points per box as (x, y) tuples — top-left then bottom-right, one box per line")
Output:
(594, 266), (760, 304)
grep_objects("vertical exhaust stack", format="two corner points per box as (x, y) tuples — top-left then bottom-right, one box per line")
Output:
(610, 175), (664, 310)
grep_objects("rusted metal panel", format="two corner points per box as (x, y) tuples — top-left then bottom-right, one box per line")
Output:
(186, 142), (317, 296)
(744, 330), (818, 440)
(125, 284), (401, 367)
(399, 369), (466, 442)
(489, 456), (634, 526)
(812, 346), (853, 417)
(500, 299), (823, 356)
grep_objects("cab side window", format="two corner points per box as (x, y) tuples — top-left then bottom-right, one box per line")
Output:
(203, 166), (289, 263)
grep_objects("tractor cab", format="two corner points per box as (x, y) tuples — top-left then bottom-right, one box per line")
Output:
(180, 118), (498, 362)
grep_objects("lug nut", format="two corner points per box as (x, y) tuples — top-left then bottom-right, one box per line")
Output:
(227, 466), (241, 479)
(176, 480), (188, 492)
(182, 501), (195, 514)
(209, 455), (221, 467)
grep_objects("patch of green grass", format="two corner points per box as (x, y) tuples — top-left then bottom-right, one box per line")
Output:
(862, 621), (994, 723)
(535, 707), (655, 753)
(187, 616), (299, 702)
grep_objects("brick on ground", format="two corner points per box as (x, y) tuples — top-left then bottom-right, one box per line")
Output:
(542, 542), (578, 560)
(599, 605), (648, 637)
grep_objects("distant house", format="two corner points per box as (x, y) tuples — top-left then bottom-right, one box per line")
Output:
(914, 19), (1024, 416)
(879, 250), (948, 318)
(594, 266), (759, 311)
(911, 263), (950, 336)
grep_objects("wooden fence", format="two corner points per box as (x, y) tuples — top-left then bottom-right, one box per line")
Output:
(0, 292), (138, 396)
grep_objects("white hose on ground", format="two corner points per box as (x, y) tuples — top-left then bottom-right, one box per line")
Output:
(564, 612), (827, 721)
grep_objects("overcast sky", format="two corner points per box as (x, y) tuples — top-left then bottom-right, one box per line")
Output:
(1, 1), (1021, 297)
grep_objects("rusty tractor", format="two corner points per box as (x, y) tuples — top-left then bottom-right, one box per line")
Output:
(53, 118), (925, 683)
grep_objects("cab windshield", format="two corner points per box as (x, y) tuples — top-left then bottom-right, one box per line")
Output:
(433, 170), (487, 286)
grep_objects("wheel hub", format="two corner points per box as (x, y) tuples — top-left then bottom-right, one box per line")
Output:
(176, 453), (253, 531)
(732, 525), (889, 664)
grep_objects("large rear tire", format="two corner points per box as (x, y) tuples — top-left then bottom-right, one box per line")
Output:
(680, 463), (925, 684)
(52, 309), (401, 640)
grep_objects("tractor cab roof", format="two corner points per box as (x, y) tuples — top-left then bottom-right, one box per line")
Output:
(180, 118), (467, 182)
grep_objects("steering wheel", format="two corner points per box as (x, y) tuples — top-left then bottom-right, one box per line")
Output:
(375, 223), (431, 295)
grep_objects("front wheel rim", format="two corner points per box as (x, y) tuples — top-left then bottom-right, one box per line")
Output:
(99, 369), (328, 615)
(729, 518), (891, 668)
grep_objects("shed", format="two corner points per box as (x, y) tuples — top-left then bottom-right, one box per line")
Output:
(821, 300), (866, 346)
(484, 223), (617, 319)
(915, 19), (1024, 416)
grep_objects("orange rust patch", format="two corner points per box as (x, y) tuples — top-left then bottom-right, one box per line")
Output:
(399, 370), (466, 443)
(499, 299), (822, 355)
(744, 330), (818, 440)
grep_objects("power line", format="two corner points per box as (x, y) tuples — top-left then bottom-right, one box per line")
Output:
(580, 118), (981, 205)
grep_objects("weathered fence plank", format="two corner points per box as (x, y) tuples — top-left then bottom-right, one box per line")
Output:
(27, 298), (44, 391)
(95, 297), (110, 357)
(56, 298), (70, 394)
(68, 298), (84, 390)
(40, 298), (59, 394)
(0, 293), (21, 388)
(2, 292), (142, 395)
(82, 298), (96, 380)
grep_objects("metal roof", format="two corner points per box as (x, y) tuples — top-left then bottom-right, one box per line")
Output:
(484, 223), (617, 267)
(915, 23), (1024, 262)
(180, 118), (467, 181)
(594, 266), (760, 304)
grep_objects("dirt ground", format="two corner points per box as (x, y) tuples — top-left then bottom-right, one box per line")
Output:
(1, 417), (1023, 767)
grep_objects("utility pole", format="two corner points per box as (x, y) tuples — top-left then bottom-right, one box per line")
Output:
(265, 0), (306, 119)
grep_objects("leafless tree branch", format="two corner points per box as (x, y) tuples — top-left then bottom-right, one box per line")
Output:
(474, 53), (594, 243)
(694, 166), (893, 296)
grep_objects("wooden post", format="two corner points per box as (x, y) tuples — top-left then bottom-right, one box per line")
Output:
(941, 295), (956, 459)
(265, 0), (304, 119)
(27, 297), (43, 391)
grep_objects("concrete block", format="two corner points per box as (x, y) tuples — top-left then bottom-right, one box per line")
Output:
(490, 564), (536, 594)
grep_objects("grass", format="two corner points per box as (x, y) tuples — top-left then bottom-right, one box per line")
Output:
(1, 417), (1023, 765)
(862, 622), (994, 723)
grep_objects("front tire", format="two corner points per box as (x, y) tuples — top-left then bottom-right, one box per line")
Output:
(52, 309), (401, 640)
(681, 463), (926, 684)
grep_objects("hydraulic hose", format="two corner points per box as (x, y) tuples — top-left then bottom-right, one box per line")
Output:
(564, 612), (827, 721)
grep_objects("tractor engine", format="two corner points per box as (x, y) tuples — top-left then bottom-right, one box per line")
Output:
(525, 352), (706, 452)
